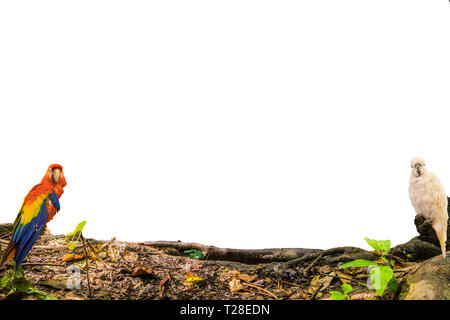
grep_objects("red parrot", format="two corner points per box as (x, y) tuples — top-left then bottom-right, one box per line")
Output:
(0, 164), (67, 269)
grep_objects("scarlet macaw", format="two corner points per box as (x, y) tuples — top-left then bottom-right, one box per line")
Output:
(0, 164), (67, 269)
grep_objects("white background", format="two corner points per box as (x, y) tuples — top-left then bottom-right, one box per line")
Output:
(0, 1), (449, 251)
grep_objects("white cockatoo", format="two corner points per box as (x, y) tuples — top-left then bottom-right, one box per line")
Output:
(409, 157), (448, 258)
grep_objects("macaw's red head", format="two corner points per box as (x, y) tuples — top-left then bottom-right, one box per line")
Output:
(45, 164), (67, 188)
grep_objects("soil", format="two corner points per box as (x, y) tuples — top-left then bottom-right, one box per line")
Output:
(0, 223), (447, 300)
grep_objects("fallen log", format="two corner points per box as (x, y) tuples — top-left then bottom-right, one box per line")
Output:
(279, 246), (376, 275)
(409, 197), (450, 252)
(390, 237), (442, 262)
(141, 241), (317, 264)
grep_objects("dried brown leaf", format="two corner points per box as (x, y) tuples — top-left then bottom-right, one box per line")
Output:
(132, 266), (153, 277)
(159, 277), (170, 288)
(335, 270), (353, 284)
(62, 253), (84, 262)
(229, 278), (243, 294)
(124, 250), (138, 264)
(239, 273), (256, 282)
(107, 246), (121, 262)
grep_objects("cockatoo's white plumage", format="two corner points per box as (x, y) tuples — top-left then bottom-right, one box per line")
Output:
(409, 157), (448, 258)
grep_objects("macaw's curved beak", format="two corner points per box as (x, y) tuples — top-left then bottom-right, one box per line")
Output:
(51, 168), (62, 184)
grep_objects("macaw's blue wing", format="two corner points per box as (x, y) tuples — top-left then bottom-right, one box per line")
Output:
(11, 200), (49, 269)
(48, 191), (60, 211)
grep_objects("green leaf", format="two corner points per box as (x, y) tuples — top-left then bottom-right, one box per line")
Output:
(68, 242), (76, 252)
(369, 265), (394, 296)
(183, 249), (204, 260)
(73, 220), (87, 234)
(2, 266), (57, 300)
(339, 259), (378, 269)
(364, 238), (391, 254)
(341, 283), (353, 295)
(28, 289), (58, 300)
(66, 220), (87, 241)
(12, 266), (34, 293)
(330, 291), (346, 300)
(387, 276), (398, 293)
(0, 274), (9, 289)
(7, 288), (16, 296)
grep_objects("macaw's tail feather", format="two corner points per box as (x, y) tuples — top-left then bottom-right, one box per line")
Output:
(0, 241), (17, 268)
(14, 231), (43, 268)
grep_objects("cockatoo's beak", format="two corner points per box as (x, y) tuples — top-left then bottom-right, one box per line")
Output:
(415, 164), (421, 177)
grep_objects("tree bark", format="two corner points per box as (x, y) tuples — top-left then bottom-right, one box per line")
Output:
(398, 254), (450, 300)
(141, 241), (317, 264)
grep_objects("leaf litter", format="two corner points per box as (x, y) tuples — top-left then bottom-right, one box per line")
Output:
(0, 225), (400, 300)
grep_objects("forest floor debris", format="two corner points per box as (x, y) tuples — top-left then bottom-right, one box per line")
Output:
(0, 224), (448, 300)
